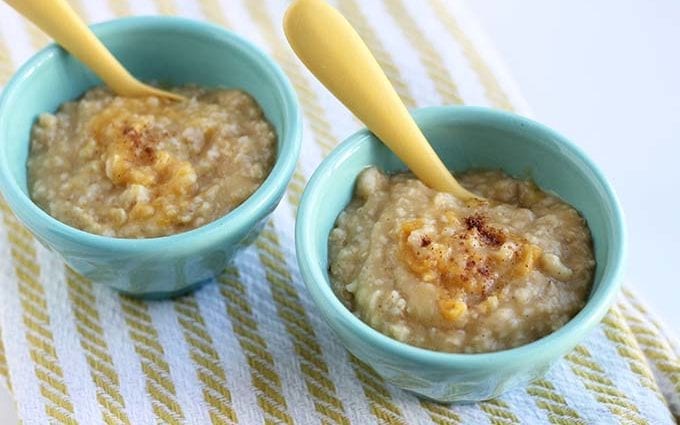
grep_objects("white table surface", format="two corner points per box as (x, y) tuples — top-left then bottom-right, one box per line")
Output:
(466, 0), (680, 330)
(1, 1), (679, 422)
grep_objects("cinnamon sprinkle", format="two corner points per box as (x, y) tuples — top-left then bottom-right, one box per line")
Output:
(464, 213), (505, 247)
(122, 124), (156, 163)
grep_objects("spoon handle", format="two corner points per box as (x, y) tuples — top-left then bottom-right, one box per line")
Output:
(284, 0), (475, 200)
(5, 0), (179, 99)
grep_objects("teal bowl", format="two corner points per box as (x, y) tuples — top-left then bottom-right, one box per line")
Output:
(0, 17), (301, 297)
(296, 106), (626, 402)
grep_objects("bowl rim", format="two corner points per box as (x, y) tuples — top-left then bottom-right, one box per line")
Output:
(296, 105), (626, 368)
(0, 16), (301, 251)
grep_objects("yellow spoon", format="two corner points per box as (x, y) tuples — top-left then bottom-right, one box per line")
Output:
(5, 0), (183, 100)
(284, 0), (477, 200)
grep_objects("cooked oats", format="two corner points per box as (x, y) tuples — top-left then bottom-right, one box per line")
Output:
(329, 167), (594, 353)
(28, 86), (276, 238)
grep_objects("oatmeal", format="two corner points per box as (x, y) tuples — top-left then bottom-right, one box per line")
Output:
(28, 86), (276, 238)
(329, 167), (594, 353)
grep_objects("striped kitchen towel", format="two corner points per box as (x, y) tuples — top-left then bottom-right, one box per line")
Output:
(0, 1), (678, 424)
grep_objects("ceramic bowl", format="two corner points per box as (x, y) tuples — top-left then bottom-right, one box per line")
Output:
(295, 106), (625, 402)
(0, 17), (301, 297)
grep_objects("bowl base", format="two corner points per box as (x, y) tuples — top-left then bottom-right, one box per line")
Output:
(118, 277), (213, 300)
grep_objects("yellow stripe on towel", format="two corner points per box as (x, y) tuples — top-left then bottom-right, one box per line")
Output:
(174, 295), (239, 425)
(428, 0), (514, 111)
(219, 267), (294, 425)
(337, 0), (417, 109)
(527, 379), (586, 425)
(119, 296), (185, 424)
(66, 269), (132, 425)
(107, 0), (132, 17)
(0, 38), (13, 85)
(243, 1), (338, 158)
(602, 306), (666, 403)
(152, 0), (178, 15)
(0, 37), (17, 402)
(350, 356), (408, 425)
(420, 399), (462, 425)
(255, 223), (350, 425)
(198, 0), (230, 28)
(0, 200), (77, 425)
(479, 399), (520, 425)
(566, 344), (648, 425)
(0, 326), (11, 394)
(383, 0), (463, 105)
(619, 293), (680, 405)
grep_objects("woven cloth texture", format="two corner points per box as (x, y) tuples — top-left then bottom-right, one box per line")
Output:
(0, 1), (678, 424)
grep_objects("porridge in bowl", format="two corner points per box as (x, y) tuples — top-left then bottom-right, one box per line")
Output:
(328, 167), (594, 353)
(28, 86), (276, 238)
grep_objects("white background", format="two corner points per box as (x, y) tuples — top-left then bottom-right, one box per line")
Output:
(1, 1), (678, 422)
